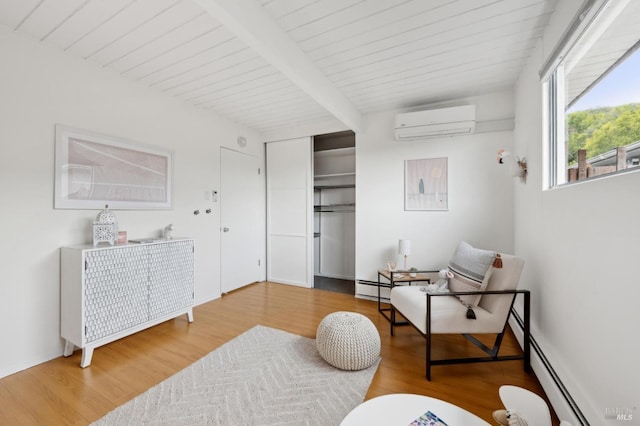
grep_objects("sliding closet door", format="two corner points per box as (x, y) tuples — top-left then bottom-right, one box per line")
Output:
(266, 138), (313, 287)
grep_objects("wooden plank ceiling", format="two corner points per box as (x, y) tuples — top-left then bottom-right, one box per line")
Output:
(0, 0), (556, 135)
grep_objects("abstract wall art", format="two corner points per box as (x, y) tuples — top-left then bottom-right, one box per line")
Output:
(404, 157), (448, 211)
(54, 125), (173, 210)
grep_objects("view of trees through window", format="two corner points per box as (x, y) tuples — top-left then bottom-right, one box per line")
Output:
(564, 46), (640, 174)
(567, 103), (640, 164)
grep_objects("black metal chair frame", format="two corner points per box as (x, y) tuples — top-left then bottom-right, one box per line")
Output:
(390, 289), (531, 380)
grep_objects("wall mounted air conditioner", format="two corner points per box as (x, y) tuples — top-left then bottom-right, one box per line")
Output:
(394, 105), (476, 141)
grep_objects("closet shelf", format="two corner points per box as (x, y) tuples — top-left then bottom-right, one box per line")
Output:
(315, 203), (355, 208)
(315, 172), (355, 178)
(314, 184), (355, 190)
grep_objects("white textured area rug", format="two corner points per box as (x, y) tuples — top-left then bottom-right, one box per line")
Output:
(92, 325), (380, 426)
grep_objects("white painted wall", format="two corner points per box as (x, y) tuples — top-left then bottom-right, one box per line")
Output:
(513, 2), (640, 423)
(356, 91), (516, 283)
(0, 27), (265, 378)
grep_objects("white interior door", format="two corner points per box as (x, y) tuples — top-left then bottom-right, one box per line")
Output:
(220, 148), (262, 293)
(266, 138), (313, 287)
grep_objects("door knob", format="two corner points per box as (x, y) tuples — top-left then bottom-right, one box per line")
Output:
(223, 227), (229, 232)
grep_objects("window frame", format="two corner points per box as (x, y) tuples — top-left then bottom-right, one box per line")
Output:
(542, 0), (640, 188)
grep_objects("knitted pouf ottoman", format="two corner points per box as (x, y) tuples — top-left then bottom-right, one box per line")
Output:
(316, 311), (381, 371)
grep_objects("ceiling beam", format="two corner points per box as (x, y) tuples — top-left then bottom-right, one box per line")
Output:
(191, 0), (363, 133)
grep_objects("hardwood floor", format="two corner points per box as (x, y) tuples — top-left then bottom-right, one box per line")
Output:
(0, 282), (557, 425)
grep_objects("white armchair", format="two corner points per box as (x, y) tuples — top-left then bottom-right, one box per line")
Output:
(390, 247), (529, 380)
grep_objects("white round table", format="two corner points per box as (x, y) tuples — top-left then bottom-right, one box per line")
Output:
(340, 393), (490, 425)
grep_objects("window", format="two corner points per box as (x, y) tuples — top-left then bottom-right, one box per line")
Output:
(545, 0), (640, 187)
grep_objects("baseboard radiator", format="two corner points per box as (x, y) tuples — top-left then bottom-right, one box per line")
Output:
(510, 309), (590, 425)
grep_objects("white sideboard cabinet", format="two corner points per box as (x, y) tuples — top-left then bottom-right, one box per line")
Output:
(61, 238), (195, 367)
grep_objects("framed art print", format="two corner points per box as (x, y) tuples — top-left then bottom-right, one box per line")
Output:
(405, 157), (448, 211)
(54, 125), (173, 210)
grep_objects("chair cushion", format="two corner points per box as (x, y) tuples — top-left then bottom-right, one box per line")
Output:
(390, 286), (508, 334)
(448, 241), (497, 306)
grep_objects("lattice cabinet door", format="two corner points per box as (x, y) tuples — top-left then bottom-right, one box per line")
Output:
(84, 245), (149, 343)
(148, 239), (195, 319)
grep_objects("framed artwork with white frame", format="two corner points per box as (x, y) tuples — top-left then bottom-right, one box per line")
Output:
(404, 157), (448, 211)
(54, 125), (173, 210)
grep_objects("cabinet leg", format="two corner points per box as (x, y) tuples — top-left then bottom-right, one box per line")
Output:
(63, 340), (75, 357)
(186, 308), (194, 323)
(80, 347), (94, 368)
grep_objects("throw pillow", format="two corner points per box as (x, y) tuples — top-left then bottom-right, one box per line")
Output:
(448, 241), (497, 306)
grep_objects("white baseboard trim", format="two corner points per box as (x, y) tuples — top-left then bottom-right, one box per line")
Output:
(267, 278), (312, 288)
(355, 280), (390, 302)
(0, 349), (62, 380)
(508, 313), (588, 425)
(354, 293), (382, 302)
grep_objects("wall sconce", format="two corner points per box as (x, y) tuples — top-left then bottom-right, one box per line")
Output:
(497, 149), (527, 181)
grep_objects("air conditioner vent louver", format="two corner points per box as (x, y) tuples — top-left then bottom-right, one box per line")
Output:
(395, 105), (476, 141)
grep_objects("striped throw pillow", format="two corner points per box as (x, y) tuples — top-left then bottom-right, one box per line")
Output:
(448, 241), (497, 306)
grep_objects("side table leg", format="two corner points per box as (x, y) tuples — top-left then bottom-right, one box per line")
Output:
(390, 307), (395, 336)
(186, 308), (194, 323)
(377, 273), (381, 312)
